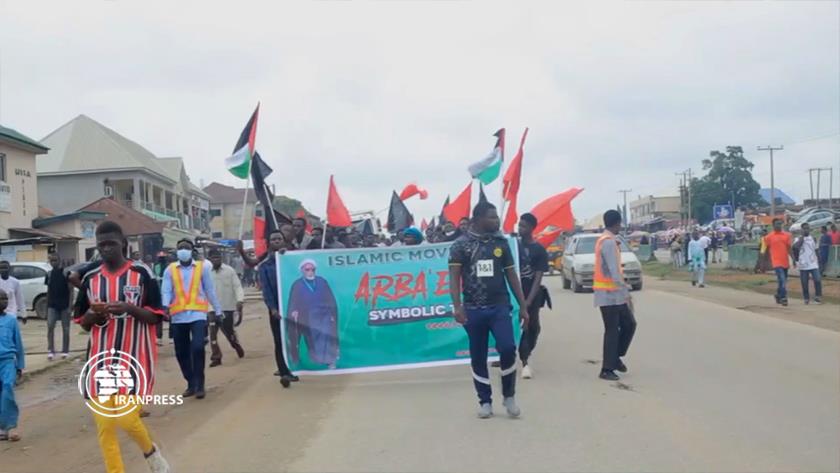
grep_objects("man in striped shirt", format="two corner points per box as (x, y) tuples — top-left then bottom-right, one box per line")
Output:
(74, 221), (170, 473)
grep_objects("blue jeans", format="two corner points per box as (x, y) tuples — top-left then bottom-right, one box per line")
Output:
(0, 359), (18, 430)
(172, 320), (208, 391)
(774, 267), (788, 301)
(799, 269), (822, 301)
(463, 305), (517, 405)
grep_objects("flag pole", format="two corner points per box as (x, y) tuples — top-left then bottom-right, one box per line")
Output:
(321, 176), (330, 249)
(237, 158), (254, 240)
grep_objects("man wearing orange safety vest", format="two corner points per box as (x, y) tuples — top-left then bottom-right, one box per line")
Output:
(162, 238), (223, 399)
(593, 210), (637, 381)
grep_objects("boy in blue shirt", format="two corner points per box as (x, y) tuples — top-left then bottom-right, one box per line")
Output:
(0, 288), (25, 441)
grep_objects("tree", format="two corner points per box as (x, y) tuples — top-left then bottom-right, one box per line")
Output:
(690, 146), (764, 223)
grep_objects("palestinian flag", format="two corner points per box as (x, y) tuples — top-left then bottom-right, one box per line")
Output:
(468, 128), (505, 185)
(224, 104), (260, 178)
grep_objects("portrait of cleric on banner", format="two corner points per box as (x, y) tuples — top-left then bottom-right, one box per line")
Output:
(286, 259), (340, 369)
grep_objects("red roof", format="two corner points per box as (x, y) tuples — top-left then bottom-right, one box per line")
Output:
(78, 197), (165, 236)
(203, 182), (257, 205)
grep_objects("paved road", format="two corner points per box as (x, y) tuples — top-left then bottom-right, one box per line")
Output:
(4, 278), (839, 473)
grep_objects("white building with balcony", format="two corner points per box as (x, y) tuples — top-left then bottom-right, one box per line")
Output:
(36, 115), (210, 234)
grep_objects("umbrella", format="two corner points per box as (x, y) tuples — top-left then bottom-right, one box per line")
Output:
(717, 226), (735, 233)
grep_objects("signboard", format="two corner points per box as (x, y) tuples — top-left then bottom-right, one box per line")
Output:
(0, 182), (10, 213)
(713, 204), (734, 220)
(276, 240), (520, 375)
(734, 210), (745, 230)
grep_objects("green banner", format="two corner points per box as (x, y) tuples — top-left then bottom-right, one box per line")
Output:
(276, 240), (520, 374)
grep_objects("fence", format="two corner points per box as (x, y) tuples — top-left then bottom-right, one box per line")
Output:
(726, 244), (840, 277)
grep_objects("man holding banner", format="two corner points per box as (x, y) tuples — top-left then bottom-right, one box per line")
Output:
(449, 202), (529, 419)
(259, 231), (299, 388)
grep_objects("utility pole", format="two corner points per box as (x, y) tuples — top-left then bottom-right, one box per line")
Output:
(809, 168), (833, 207)
(675, 171), (687, 227)
(758, 145), (783, 217)
(618, 189), (632, 231)
(686, 168), (693, 225)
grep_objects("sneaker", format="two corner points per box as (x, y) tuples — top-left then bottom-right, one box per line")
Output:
(477, 403), (493, 419)
(781, 299), (789, 307)
(814, 298), (822, 305)
(182, 388), (195, 398)
(145, 444), (171, 473)
(273, 370), (281, 376)
(47, 352), (54, 361)
(599, 370), (620, 381)
(209, 360), (222, 367)
(280, 376), (292, 388)
(288, 375), (300, 382)
(503, 397), (521, 418)
(7, 428), (20, 442)
(616, 359), (628, 373)
(61, 352), (69, 359)
(521, 365), (533, 379)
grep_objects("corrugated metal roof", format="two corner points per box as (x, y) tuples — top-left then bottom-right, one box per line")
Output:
(37, 115), (173, 183)
(0, 124), (49, 153)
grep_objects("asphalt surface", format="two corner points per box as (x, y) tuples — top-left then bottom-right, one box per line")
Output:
(4, 278), (839, 473)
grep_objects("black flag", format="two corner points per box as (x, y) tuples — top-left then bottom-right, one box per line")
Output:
(478, 183), (489, 205)
(251, 152), (292, 238)
(387, 190), (413, 232)
(439, 196), (450, 224)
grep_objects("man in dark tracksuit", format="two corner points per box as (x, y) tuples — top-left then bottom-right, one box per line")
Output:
(258, 231), (299, 388)
(516, 213), (549, 379)
(449, 202), (529, 419)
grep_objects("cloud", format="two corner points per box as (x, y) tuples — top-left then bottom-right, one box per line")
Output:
(1, 0), (837, 224)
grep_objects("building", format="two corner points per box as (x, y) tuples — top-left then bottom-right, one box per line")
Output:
(36, 115), (210, 234)
(203, 182), (259, 239)
(0, 124), (49, 239)
(629, 195), (681, 227)
(32, 210), (107, 263)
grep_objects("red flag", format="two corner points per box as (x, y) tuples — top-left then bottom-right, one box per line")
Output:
(326, 175), (353, 227)
(420, 218), (429, 231)
(253, 216), (267, 257)
(531, 188), (584, 234)
(295, 209), (313, 233)
(399, 183), (429, 201)
(535, 228), (563, 248)
(502, 128), (528, 233)
(443, 182), (472, 224)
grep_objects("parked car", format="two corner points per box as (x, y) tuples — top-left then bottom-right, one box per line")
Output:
(789, 210), (837, 233)
(560, 233), (643, 293)
(9, 262), (52, 319)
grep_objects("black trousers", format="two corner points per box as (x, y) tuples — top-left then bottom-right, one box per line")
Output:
(269, 313), (292, 376)
(600, 304), (637, 371)
(518, 305), (541, 364)
(210, 311), (243, 362)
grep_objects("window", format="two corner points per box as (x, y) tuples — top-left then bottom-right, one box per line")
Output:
(575, 237), (631, 255)
(209, 208), (222, 218)
(212, 232), (223, 238)
(0, 153), (5, 182)
(11, 265), (47, 281)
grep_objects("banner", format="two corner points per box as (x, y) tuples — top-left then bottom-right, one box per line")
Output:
(276, 240), (520, 374)
(713, 204), (734, 220)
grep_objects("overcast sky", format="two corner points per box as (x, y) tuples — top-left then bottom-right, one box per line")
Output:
(1, 0), (838, 223)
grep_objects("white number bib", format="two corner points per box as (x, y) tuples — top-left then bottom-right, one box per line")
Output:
(476, 259), (494, 278)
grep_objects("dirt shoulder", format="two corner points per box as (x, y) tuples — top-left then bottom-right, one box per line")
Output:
(643, 276), (840, 333)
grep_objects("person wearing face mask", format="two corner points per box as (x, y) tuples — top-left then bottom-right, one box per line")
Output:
(0, 261), (26, 324)
(286, 259), (339, 369)
(161, 239), (223, 400)
(258, 231), (298, 387)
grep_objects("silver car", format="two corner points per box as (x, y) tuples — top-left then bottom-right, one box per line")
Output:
(9, 262), (53, 319)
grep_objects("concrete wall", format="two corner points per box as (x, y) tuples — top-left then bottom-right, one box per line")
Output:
(0, 143), (40, 238)
(209, 202), (255, 239)
(38, 218), (98, 263)
(38, 170), (172, 215)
